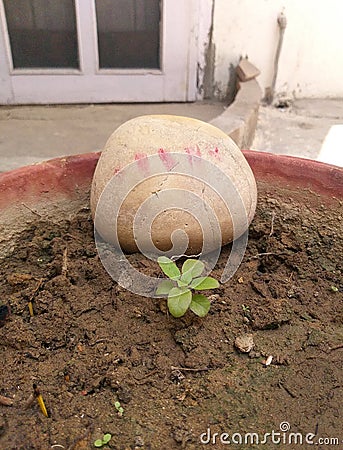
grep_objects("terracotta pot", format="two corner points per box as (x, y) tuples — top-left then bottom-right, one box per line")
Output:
(1, 151), (342, 258)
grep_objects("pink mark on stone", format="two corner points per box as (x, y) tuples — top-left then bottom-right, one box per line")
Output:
(135, 153), (147, 160)
(134, 153), (149, 175)
(209, 147), (221, 160)
(113, 167), (121, 175)
(184, 145), (202, 165)
(185, 148), (193, 166)
(158, 148), (174, 171)
(185, 146), (202, 157)
(195, 145), (202, 157)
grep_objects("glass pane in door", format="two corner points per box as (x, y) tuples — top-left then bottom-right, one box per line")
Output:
(95, 0), (160, 69)
(3, 0), (79, 69)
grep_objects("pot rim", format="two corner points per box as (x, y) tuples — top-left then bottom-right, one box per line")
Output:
(0, 150), (342, 210)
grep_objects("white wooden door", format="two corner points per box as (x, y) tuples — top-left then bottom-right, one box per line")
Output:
(0, 0), (198, 104)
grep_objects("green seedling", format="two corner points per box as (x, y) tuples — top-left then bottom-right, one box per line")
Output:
(330, 285), (339, 292)
(94, 433), (112, 448)
(242, 304), (250, 313)
(114, 400), (124, 416)
(156, 257), (219, 318)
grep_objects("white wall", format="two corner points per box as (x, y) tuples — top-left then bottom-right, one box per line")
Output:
(212, 0), (343, 99)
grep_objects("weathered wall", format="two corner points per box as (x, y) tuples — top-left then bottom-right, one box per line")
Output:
(211, 0), (343, 99)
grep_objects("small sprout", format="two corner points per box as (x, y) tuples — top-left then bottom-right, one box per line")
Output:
(114, 400), (124, 416)
(94, 433), (112, 448)
(241, 304), (250, 313)
(27, 278), (44, 317)
(330, 285), (339, 292)
(156, 257), (219, 318)
(28, 301), (34, 317)
(33, 384), (49, 417)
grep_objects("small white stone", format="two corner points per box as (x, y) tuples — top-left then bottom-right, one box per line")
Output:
(234, 333), (254, 353)
(264, 355), (273, 366)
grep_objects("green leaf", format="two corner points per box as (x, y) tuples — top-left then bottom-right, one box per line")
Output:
(177, 278), (189, 288)
(190, 276), (219, 290)
(157, 256), (180, 280)
(94, 440), (104, 448)
(180, 271), (192, 285)
(168, 286), (188, 297)
(182, 259), (205, 278)
(158, 256), (173, 264)
(167, 288), (192, 318)
(103, 434), (112, 444)
(190, 294), (211, 317)
(156, 279), (174, 295)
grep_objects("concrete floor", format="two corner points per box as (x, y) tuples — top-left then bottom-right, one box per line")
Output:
(253, 98), (343, 166)
(0, 102), (225, 172)
(0, 98), (342, 172)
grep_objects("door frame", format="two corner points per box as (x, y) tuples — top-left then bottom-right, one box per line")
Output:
(0, 0), (212, 104)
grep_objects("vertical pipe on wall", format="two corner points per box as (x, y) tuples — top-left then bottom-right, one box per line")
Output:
(203, 0), (215, 99)
(265, 11), (287, 104)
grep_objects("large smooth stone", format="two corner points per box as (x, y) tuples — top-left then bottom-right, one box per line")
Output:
(91, 115), (257, 254)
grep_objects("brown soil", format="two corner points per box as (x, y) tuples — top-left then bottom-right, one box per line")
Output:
(0, 182), (342, 450)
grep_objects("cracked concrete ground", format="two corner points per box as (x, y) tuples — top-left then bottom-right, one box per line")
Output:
(252, 98), (343, 166)
(0, 98), (342, 172)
